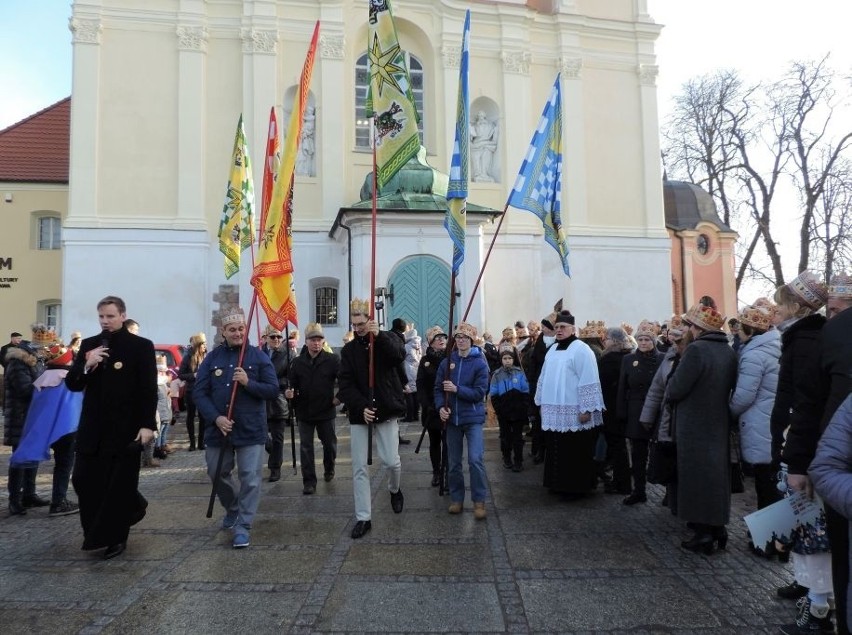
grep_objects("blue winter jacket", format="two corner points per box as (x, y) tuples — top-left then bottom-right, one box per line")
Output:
(489, 365), (530, 422)
(194, 343), (280, 448)
(434, 346), (489, 427)
(729, 329), (781, 464)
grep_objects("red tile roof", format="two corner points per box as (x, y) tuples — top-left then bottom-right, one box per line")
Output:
(0, 97), (70, 183)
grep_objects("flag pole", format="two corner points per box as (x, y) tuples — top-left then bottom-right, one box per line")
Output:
(367, 131), (378, 466)
(206, 289), (259, 518)
(461, 203), (509, 322)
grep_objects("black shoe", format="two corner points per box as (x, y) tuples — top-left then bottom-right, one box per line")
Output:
(324, 470), (335, 482)
(303, 484), (316, 495)
(269, 468), (281, 483)
(681, 532), (715, 555)
(9, 499), (27, 516)
(104, 542), (126, 560)
(351, 520), (372, 539)
(712, 526), (728, 550)
(398, 436), (411, 445)
(622, 492), (647, 506)
(390, 489), (404, 513)
(22, 494), (50, 508)
(532, 453), (545, 465)
(502, 456), (513, 469)
(661, 492), (669, 507)
(198, 443), (206, 450)
(777, 581), (810, 600)
(512, 462), (523, 473)
(431, 472), (441, 487)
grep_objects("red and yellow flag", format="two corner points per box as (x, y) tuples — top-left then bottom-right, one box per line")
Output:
(251, 21), (320, 329)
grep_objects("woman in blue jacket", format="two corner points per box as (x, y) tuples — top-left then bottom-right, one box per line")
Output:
(435, 323), (490, 519)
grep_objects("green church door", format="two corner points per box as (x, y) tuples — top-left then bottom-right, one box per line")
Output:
(387, 256), (452, 334)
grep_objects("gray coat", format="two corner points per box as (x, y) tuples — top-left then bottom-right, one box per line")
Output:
(666, 331), (738, 526)
(729, 329), (780, 465)
(640, 347), (679, 443)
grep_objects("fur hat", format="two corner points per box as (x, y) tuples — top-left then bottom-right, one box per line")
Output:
(785, 270), (829, 310)
(553, 310), (575, 326)
(828, 271), (852, 300)
(190, 332), (207, 346)
(220, 307), (246, 327)
(30, 323), (57, 348)
(426, 325), (447, 344)
(305, 323), (324, 339)
(454, 322), (478, 340)
(350, 298), (370, 316)
(46, 342), (73, 367)
(263, 325), (281, 338)
(738, 305), (773, 331)
(683, 303), (726, 331)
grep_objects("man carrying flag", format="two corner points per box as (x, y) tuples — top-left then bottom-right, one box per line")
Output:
(217, 115), (255, 279)
(508, 75), (570, 277)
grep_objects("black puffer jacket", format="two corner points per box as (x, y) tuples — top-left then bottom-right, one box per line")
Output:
(287, 348), (339, 422)
(598, 349), (629, 434)
(265, 345), (292, 420)
(3, 347), (39, 446)
(416, 346), (444, 431)
(617, 349), (664, 439)
(773, 313), (826, 472)
(338, 331), (406, 424)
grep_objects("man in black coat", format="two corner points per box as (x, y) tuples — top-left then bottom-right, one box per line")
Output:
(0, 331), (24, 370)
(286, 322), (340, 495)
(337, 299), (406, 539)
(66, 295), (157, 560)
(262, 326), (292, 482)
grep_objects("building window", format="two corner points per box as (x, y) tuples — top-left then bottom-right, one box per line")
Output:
(37, 216), (61, 250)
(355, 52), (424, 149)
(37, 300), (62, 332)
(315, 286), (338, 325)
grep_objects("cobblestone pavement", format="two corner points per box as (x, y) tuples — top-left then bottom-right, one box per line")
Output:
(0, 413), (800, 634)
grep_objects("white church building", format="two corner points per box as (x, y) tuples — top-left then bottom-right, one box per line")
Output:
(62, 0), (670, 344)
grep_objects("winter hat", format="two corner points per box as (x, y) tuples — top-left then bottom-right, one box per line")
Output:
(190, 332), (207, 346)
(553, 310), (575, 326)
(426, 325), (447, 344)
(305, 323), (324, 339)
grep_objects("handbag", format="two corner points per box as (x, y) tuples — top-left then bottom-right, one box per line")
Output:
(730, 429), (745, 494)
(647, 441), (677, 485)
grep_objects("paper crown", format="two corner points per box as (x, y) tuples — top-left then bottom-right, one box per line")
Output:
(426, 325), (447, 344)
(305, 322), (324, 339)
(578, 320), (606, 341)
(46, 342), (73, 366)
(683, 303), (726, 331)
(620, 322), (633, 336)
(350, 298), (370, 316)
(786, 270), (828, 310)
(828, 272), (852, 300)
(30, 323), (57, 347)
(738, 305), (773, 331)
(220, 307), (246, 327)
(668, 315), (685, 337)
(454, 322), (478, 340)
(635, 320), (659, 339)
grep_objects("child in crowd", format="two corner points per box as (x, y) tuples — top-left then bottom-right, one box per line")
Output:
(153, 354), (173, 460)
(489, 349), (530, 472)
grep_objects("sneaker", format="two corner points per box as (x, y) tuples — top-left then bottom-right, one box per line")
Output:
(232, 532), (250, 549)
(49, 500), (80, 517)
(779, 596), (833, 634)
(222, 510), (239, 529)
(473, 502), (487, 520)
(22, 494), (50, 508)
(778, 581), (810, 600)
(390, 489), (404, 513)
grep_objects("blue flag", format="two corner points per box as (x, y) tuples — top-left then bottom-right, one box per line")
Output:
(507, 75), (570, 277)
(10, 380), (82, 466)
(444, 10), (470, 276)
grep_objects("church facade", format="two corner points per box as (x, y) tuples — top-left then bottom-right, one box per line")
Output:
(62, 0), (671, 344)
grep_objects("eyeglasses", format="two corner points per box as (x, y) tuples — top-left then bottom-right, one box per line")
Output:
(352, 321), (367, 328)
(307, 336), (324, 341)
(267, 335), (283, 340)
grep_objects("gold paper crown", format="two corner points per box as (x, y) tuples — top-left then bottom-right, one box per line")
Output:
(668, 315), (685, 337)
(786, 270), (828, 310)
(454, 322), (478, 340)
(620, 322), (634, 336)
(220, 306), (246, 327)
(426, 325), (447, 344)
(828, 272), (852, 300)
(738, 305), (773, 331)
(579, 320), (606, 340)
(683, 304), (726, 331)
(30, 323), (57, 347)
(350, 298), (370, 316)
(635, 320), (658, 339)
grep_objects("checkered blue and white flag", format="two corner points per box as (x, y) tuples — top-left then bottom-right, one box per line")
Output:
(507, 75), (570, 277)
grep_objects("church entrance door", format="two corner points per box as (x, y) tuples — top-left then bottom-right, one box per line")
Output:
(386, 256), (452, 334)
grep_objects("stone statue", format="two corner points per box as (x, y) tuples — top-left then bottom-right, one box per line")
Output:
(470, 111), (498, 183)
(295, 106), (316, 177)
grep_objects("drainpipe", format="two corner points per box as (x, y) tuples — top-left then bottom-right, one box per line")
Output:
(678, 233), (687, 313)
(338, 217), (353, 323)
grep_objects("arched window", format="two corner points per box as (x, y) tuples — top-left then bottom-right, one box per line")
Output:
(355, 52), (424, 149)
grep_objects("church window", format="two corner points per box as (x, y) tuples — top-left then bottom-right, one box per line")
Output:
(312, 278), (339, 325)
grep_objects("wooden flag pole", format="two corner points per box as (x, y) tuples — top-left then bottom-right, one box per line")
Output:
(461, 203), (510, 322)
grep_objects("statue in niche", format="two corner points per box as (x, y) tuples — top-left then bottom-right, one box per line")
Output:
(295, 106), (316, 177)
(470, 110), (498, 182)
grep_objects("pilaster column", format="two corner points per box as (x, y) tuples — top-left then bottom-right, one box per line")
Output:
(176, 20), (208, 227)
(318, 20), (346, 216)
(638, 63), (665, 232)
(559, 55), (587, 228)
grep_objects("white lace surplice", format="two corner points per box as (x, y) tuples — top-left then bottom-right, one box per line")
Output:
(535, 340), (605, 433)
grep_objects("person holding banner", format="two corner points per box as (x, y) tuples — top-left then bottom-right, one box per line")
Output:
(194, 307), (278, 549)
(337, 299), (406, 540)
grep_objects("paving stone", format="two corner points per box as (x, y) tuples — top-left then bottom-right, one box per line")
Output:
(341, 543), (493, 576)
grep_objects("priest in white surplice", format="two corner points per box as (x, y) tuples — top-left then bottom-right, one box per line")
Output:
(534, 309), (605, 497)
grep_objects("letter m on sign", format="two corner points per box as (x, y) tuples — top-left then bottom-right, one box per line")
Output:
(0, 257), (12, 269)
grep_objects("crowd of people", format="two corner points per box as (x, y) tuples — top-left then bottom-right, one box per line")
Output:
(4, 274), (852, 635)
